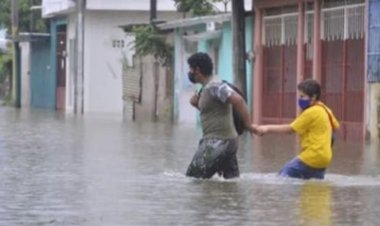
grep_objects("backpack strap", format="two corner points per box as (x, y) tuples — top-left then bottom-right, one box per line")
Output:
(315, 103), (337, 147)
(315, 103), (335, 131)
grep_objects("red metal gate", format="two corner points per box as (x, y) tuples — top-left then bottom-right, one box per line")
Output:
(321, 38), (364, 140)
(262, 44), (297, 124)
(262, 9), (298, 124)
(259, 2), (365, 140)
(320, 3), (365, 141)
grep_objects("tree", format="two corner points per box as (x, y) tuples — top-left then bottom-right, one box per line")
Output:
(231, 0), (247, 98)
(132, 25), (173, 67)
(0, 0), (47, 33)
(0, 0), (47, 100)
(150, 0), (157, 23)
(173, 0), (230, 17)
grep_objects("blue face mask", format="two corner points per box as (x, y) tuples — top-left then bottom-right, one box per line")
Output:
(188, 72), (196, 84)
(298, 98), (311, 110)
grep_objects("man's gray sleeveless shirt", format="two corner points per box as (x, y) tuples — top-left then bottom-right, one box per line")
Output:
(198, 79), (238, 139)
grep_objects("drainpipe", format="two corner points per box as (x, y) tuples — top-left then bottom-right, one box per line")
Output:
(312, 0), (322, 82)
(296, 1), (305, 115)
(232, 0), (247, 98)
(11, 0), (21, 108)
(150, 0), (159, 121)
(253, 7), (263, 124)
(75, 0), (85, 114)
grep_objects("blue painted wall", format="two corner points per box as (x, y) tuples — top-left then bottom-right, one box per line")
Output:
(30, 18), (66, 109)
(30, 38), (53, 108)
(245, 16), (253, 110)
(368, 0), (380, 82)
(216, 16), (253, 108)
(217, 22), (233, 81)
(172, 28), (182, 122)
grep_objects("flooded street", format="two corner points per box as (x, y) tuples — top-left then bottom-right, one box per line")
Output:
(0, 107), (379, 226)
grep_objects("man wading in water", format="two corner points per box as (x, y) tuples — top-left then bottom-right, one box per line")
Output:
(185, 52), (258, 179)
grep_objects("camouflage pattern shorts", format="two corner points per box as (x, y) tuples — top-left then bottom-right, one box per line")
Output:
(186, 138), (239, 179)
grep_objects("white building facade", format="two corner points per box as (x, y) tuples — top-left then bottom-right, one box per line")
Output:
(41, 0), (180, 114)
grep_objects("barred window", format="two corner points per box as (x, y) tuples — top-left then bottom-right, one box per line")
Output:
(323, 0), (364, 9)
(263, 7), (298, 47)
(322, 1), (365, 40)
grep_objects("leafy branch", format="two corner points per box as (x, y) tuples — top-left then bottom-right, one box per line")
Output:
(131, 25), (173, 68)
(173, 0), (231, 16)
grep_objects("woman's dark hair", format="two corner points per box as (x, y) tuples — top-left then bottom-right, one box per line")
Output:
(187, 52), (213, 77)
(297, 79), (321, 100)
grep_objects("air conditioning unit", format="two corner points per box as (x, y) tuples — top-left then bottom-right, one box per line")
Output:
(206, 22), (216, 31)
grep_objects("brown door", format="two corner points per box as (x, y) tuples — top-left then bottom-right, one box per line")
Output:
(56, 25), (67, 110)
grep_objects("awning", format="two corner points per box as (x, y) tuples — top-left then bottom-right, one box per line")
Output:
(156, 13), (231, 30)
(183, 30), (223, 42)
(8, 33), (50, 42)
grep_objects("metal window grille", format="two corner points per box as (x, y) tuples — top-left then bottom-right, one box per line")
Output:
(263, 13), (298, 47)
(322, 3), (365, 41)
(305, 11), (314, 60)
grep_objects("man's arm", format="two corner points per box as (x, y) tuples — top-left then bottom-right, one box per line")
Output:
(190, 94), (200, 110)
(227, 92), (258, 134)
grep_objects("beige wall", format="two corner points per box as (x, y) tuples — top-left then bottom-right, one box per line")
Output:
(20, 42), (30, 107)
(366, 83), (380, 142)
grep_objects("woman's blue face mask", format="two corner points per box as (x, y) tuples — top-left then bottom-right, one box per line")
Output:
(298, 98), (311, 110)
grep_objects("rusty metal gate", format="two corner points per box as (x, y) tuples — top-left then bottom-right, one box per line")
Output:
(261, 3), (365, 140)
(263, 45), (298, 124)
(321, 3), (365, 140)
(262, 9), (298, 124)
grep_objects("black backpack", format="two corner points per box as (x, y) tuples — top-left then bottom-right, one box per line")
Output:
(222, 80), (246, 135)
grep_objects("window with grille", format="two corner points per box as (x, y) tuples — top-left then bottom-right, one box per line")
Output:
(263, 6), (298, 47)
(262, 1), (365, 46)
(322, 1), (365, 41)
(305, 10), (314, 60)
(323, 0), (364, 8)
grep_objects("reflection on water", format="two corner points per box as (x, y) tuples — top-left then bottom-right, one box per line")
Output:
(0, 107), (379, 226)
(298, 182), (332, 226)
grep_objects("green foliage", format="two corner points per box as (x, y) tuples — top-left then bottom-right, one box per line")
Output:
(173, 0), (230, 16)
(0, 1), (11, 31)
(131, 25), (173, 67)
(0, 0), (47, 33)
(0, 53), (12, 99)
(0, 53), (11, 83)
(173, 0), (214, 16)
(0, 0), (47, 99)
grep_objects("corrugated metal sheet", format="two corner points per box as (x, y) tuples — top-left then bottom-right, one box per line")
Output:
(368, 0), (380, 83)
(122, 56), (142, 102)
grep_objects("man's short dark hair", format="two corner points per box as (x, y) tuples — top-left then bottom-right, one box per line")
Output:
(297, 79), (321, 100)
(187, 52), (213, 76)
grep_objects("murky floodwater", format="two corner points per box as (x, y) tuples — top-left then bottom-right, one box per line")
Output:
(0, 107), (379, 226)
